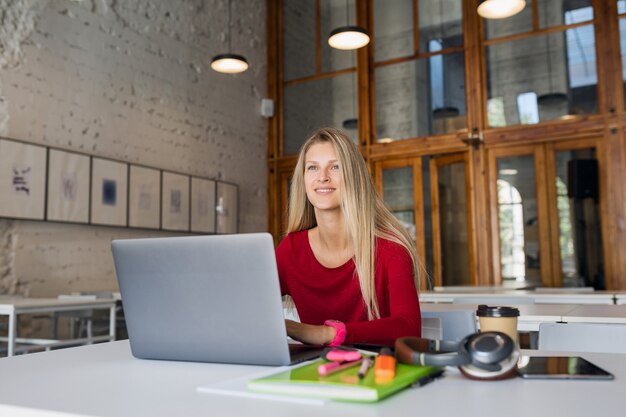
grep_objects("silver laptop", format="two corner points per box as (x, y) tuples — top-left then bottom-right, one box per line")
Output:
(111, 233), (322, 366)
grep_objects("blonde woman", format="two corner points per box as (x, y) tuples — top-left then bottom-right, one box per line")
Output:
(276, 127), (422, 347)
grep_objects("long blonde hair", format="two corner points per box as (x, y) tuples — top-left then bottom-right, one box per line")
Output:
(287, 127), (422, 320)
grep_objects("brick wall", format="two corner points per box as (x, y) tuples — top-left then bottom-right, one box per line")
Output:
(0, 0), (267, 297)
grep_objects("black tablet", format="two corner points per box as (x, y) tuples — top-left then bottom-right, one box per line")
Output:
(517, 356), (614, 380)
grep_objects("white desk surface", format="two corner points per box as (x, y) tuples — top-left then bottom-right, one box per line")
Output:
(615, 292), (626, 305)
(0, 340), (625, 417)
(561, 304), (626, 324)
(420, 291), (616, 305)
(421, 303), (580, 331)
(0, 297), (116, 313)
(421, 302), (578, 319)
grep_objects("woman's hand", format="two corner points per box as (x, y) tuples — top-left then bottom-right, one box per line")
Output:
(285, 319), (335, 345)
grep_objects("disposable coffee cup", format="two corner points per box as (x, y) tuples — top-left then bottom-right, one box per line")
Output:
(476, 305), (520, 343)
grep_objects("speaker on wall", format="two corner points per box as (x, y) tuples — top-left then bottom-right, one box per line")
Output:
(567, 159), (598, 200)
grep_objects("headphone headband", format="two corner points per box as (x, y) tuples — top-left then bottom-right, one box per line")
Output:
(396, 337), (467, 366)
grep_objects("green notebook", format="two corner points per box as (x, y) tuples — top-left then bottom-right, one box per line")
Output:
(247, 358), (442, 403)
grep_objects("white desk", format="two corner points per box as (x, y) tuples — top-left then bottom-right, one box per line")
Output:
(0, 341), (624, 417)
(420, 291), (616, 305)
(422, 302), (626, 332)
(0, 296), (116, 356)
(561, 304), (626, 324)
(615, 292), (626, 305)
(421, 303), (580, 331)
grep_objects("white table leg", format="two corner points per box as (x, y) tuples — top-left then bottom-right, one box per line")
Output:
(109, 305), (116, 341)
(8, 313), (16, 357)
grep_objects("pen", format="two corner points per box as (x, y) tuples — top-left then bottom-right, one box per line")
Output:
(318, 359), (362, 377)
(358, 356), (372, 379)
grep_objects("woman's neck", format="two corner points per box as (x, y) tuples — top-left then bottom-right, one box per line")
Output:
(308, 209), (354, 267)
(314, 209), (349, 250)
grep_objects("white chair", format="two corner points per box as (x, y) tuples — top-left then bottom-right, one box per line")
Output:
(538, 322), (626, 354)
(53, 292), (115, 340)
(421, 310), (477, 342)
(421, 317), (442, 340)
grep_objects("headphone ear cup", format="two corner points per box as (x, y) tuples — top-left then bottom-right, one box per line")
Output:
(458, 332), (519, 380)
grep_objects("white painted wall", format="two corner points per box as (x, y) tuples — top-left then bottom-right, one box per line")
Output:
(0, 0), (267, 298)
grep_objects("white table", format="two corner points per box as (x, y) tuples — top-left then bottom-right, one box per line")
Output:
(422, 302), (626, 332)
(0, 340), (624, 417)
(420, 291), (616, 305)
(614, 292), (626, 305)
(561, 304), (626, 324)
(421, 303), (580, 332)
(0, 296), (116, 356)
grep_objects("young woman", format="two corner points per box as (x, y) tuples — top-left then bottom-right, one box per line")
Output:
(276, 127), (423, 347)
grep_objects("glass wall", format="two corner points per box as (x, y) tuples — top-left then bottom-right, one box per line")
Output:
(485, 1), (597, 127)
(496, 155), (541, 287)
(373, 0), (466, 142)
(554, 148), (603, 288)
(282, 0), (358, 154)
(284, 73), (357, 154)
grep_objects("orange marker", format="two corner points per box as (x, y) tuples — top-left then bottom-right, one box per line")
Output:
(374, 348), (396, 383)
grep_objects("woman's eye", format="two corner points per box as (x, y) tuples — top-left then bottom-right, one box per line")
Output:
(331, 165), (340, 170)
(306, 165), (317, 171)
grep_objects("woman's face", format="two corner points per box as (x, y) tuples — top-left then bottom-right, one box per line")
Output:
(303, 142), (342, 212)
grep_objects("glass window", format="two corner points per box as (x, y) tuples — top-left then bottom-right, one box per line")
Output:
(618, 13), (626, 98)
(497, 179), (525, 280)
(484, 2), (532, 40)
(487, 97), (506, 127)
(320, 0), (356, 73)
(539, 0), (593, 29)
(496, 155), (541, 287)
(436, 160), (470, 286)
(373, 0), (414, 62)
(422, 156), (434, 280)
(373, 0), (463, 63)
(374, 52), (466, 141)
(283, 0), (316, 81)
(283, 73), (357, 154)
(555, 148), (603, 288)
(517, 92), (540, 124)
(418, 0), (463, 50)
(486, 28), (597, 127)
(382, 166), (416, 239)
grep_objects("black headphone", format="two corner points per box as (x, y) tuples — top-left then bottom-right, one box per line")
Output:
(395, 331), (519, 380)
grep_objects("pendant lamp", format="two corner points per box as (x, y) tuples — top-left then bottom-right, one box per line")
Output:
(211, 0), (248, 74)
(328, 1), (370, 50)
(477, 0), (526, 19)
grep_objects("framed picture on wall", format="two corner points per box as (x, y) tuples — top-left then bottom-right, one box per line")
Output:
(216, 181), (238, 234)
(161, 171), (189, 231)
(91, 157), (128, 226)
(190, 177), (216, 233)
(46, 149), (90, 223)
(0, 139), (47, 220)
(128, 165), (161, 229)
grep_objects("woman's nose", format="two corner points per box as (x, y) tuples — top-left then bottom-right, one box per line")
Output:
(317, 170), (330, 182)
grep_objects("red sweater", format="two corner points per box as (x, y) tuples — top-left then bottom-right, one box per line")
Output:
(276, 230), (421, 346)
